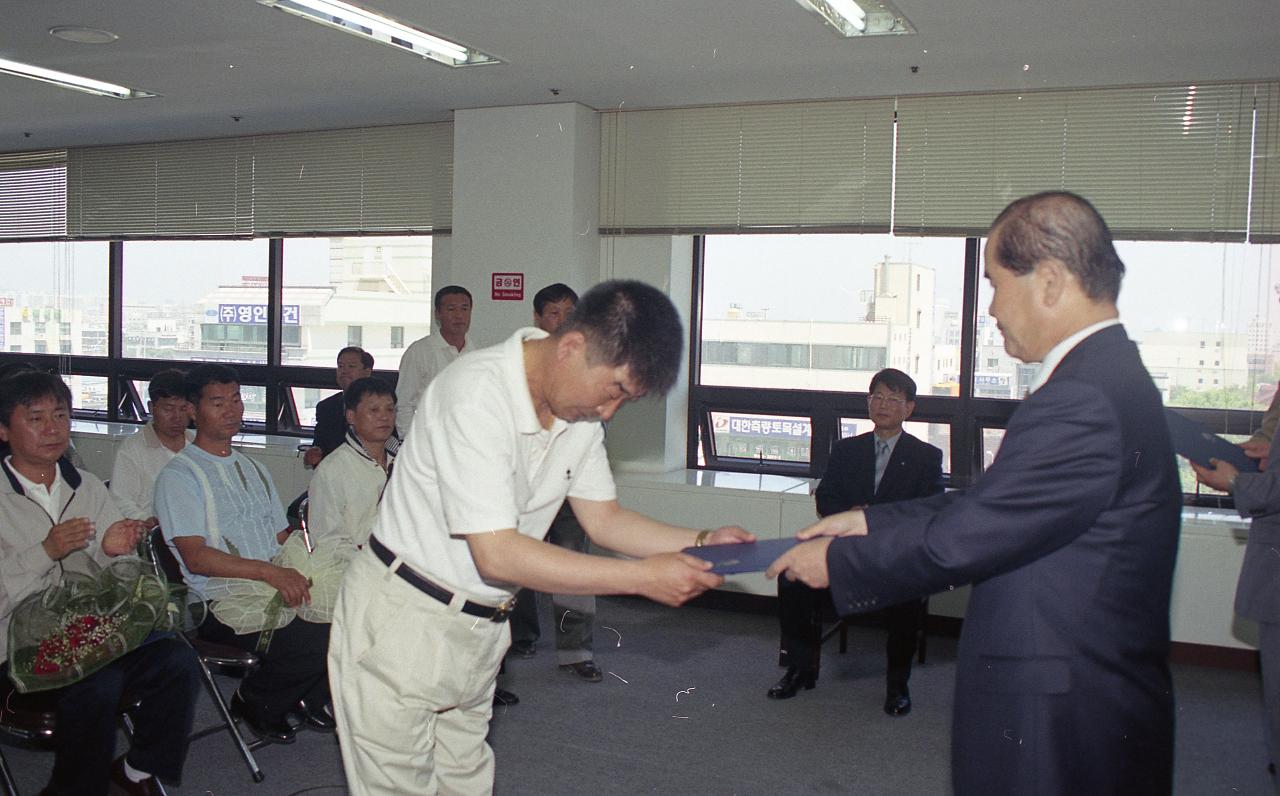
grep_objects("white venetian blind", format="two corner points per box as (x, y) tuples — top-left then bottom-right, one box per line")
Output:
(1251, 82), (1280, 243)
(600, 99), (894, 233)
(65, 122), (452, 238)
(0, 150), (67, 239)
(68, 138), (253, 237)
(894, 83), (1256, 240)
(253, 122), (452, 234)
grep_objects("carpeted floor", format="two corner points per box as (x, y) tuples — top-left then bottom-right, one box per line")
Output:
(1, 595), (1271, 794)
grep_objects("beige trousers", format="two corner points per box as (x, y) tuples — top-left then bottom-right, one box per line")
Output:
(329, 548), (510, 795)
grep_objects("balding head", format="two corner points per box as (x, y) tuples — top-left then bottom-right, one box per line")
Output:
(989, 191), (1125, 303)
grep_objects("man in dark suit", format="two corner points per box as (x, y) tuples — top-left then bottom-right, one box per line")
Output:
(768, 191), (1181, 795)
(1192, 436), (1280, 789)
(304, 346), (374, 467)
(767, 367), (943, 718)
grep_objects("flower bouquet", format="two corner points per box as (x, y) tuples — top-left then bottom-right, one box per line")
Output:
(7, 558), (193, 693)
(205, 530), (345, 648)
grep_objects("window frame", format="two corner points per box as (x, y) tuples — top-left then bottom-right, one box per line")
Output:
(0, 235), (430, 437)
(687, 234), (1267, 505)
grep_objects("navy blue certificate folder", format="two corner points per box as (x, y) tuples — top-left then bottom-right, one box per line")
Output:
(1165, 409), (1259, 473)
(683, 538), (802, 574)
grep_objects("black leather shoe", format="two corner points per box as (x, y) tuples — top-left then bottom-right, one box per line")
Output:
(493, 687), (520, 706)
(884, 690), (912, 717)
(297, 698), (337, 731)
(231, 690), (297, 744)
(560, 660), (603, 682)
(766, 667), (817, 700)
(108, 755), (164, 796)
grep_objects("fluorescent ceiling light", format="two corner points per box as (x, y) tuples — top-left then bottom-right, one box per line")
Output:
(793, 0), (915, 37)
(257, 0), (500, 67)
(0, 57), (155, 99)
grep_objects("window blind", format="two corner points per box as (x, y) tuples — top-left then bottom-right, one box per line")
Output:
(68, 138), (253, 237)
(0, 150), (67, 239)
(1252, 82), (1280, 243)
(65, 122), (452, 238)
(253, 122), (452, 234)
(894, 83), (1256, 240)
(600, 99), (895, 233)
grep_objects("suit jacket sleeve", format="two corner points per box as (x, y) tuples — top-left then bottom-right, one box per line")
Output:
(827, 378), (1123, 614)
(814, 438), (867, 517)
(312, 394), (346, 455)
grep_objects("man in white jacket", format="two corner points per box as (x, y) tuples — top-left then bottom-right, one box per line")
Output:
(0, 370), (200, 796)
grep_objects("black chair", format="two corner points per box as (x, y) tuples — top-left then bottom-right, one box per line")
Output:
(143, 528), (266, 784)
(820, 596), (930, 664)
(0, 678), (150, 796)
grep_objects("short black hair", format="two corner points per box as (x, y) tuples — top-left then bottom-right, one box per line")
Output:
(344, 376), (396, 413)
(148, 369), (188, 402)
(434, 285), (472, 311)
(989, 191), (1125, 303)
(869, 368), (917, 402)
(184, 364), (240, 406)
(0, 370), (71, 427)
(337, 346), (374, 370)
(559, 279), (683, 396)
(533, 283), (579, 315)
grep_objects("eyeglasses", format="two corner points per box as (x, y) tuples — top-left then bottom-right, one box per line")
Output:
(867, 393), (906, 407)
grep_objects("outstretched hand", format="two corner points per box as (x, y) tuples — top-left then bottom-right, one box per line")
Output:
(796, 509), (868, 540)
(765, 538), (833, 588)
(1190, 457), (1239, 493)
(635, 552), (724, 607)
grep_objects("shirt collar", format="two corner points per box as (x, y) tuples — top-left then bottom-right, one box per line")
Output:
(1027, 318), (1122, 395)
(142, 421), (194, 450)
(505, 327), (564, 436)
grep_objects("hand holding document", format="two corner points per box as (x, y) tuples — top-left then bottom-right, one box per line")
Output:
(1165, 409), (1259, 473)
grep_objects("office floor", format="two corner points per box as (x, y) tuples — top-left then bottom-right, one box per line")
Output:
(2, 596), (1271, 795)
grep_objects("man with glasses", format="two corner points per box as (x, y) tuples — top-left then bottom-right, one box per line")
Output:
(766, 367), (942, 717)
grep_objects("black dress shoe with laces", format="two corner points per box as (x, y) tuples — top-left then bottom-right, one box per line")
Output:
(231, 690), (297, 744)
(297, 698), (337, 731)
(766, 667), (817, 700)
(884, 690), (912, 717)
(493, 687), (520, 706)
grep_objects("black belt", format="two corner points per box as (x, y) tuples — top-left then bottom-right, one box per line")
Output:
(368, 535), (514, 622)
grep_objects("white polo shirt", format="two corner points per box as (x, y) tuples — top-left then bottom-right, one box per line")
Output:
(373, 327), (616, 604)
(394, 330), (468, 435)
(109, 421), (195, 520)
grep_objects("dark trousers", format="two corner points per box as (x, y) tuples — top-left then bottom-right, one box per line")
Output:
(198, 613), (331, 720)
(777, 576), (923, 693)
(511, 502), (595, 658)
(7, 635), (202, 796)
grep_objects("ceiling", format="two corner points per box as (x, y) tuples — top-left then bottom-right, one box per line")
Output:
(3, 0), (1280, 153)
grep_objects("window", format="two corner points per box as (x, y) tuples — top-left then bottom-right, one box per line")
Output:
(281, 236), (432, 371)
(0, 242), (108, 359)
(59, 341), (71, 354)
(699, 234), (963, 393)
(123, 239), (270, 363)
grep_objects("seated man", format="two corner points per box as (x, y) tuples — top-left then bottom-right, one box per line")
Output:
(768, 368), (943, 717)
(0, 370), (201, 796)
(154, 364), (332, 745)
(302, 346), (374, 469)
(110, 368), (194, 524)
(306, 376), (396, 560)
